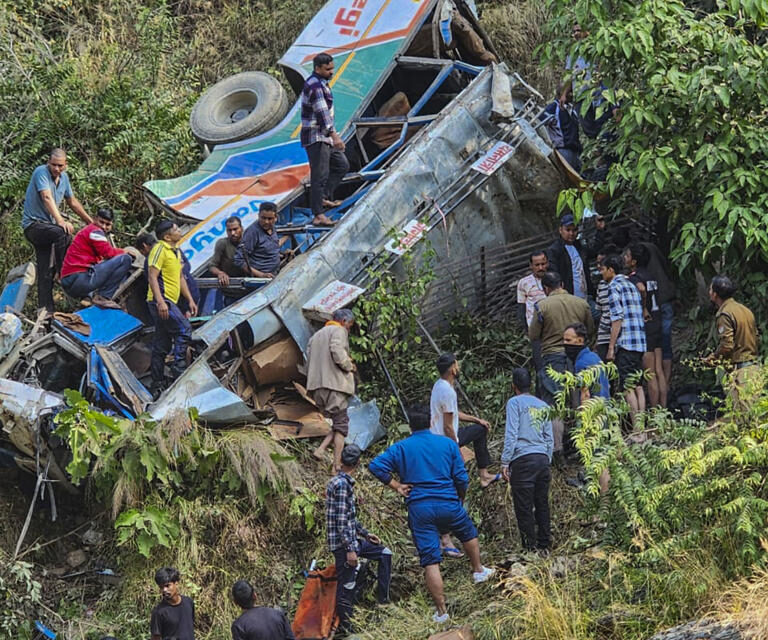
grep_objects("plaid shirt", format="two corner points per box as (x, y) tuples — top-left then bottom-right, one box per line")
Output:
(301, 72), (335, 147)
(326, 472), (368, 553)
(608, 274), (647, 353)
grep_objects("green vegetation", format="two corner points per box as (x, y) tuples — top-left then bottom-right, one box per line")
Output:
(542, 0), (768, 336)
(0, 0), (325, 282)
(2, 1), (767, 639)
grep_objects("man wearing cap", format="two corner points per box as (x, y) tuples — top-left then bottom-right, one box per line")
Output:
(22, 148), (93, 312)
(60, 208), (136, 302)
(546, 213), (592, 300)
(704, 275), (760, 404)
(326, 444), (392, 632)
(146, 220), (198, 397)
(306, 308), (356, 471)
(368, 408), (494, 624)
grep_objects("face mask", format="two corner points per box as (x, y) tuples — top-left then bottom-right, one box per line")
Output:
(565, 344), (583, 361)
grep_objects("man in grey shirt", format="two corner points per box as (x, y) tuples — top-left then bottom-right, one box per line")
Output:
(502, 368), (554, 553)
(22, 148), (92, 312)
(234, 202), (289, 279)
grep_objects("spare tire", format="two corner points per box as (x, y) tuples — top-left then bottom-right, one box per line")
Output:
(190, 71), (290, 146)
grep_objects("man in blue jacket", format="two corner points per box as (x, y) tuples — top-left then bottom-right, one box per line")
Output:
(368, 409), (494, 624)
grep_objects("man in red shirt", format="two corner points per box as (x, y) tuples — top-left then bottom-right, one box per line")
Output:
(61, 208), (136, 301)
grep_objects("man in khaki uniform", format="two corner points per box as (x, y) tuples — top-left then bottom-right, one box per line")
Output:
(307, 308), (356, 471)
(705, 275), (760, 403)
(529, 271), (594, 457)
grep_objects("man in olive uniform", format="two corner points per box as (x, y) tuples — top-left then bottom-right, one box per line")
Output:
(704, 275), (760, 404)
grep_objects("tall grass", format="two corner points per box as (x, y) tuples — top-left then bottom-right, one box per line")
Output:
(478, 0), (557, 98)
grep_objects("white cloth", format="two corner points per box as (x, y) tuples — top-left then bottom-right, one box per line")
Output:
(565, 244), (587, 299)
(430, 378), (459, 441)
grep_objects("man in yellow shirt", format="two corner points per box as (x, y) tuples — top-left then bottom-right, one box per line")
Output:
(147, 220), (198, 398)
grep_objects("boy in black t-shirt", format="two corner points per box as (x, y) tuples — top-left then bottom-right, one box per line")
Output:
(150, 567), (195, 640)
(230, 580), (295, 640)
(625, 243), (668, 407)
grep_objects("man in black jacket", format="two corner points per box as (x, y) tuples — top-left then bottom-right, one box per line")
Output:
(545, 213), (593, 300)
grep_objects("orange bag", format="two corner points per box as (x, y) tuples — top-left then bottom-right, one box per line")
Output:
(292, 566), (339, 640)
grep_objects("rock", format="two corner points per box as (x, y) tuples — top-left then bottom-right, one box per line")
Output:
(549, 555), (578, 579)
(647, 619), (742, 640)
(507, 562), (528, 578)
(66, 549), (87, 568)
(48, 566), (68, 577)
(81, 527), (104, 546)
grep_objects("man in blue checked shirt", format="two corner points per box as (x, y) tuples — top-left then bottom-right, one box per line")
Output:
(301, 53), (349, 227)
(501, 368), (553, 555)
(326, 444), (391, 632)
(368, 409), (494, 624)
(601, 253), (647, 428)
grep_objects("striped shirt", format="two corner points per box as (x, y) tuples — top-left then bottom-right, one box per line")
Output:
(146, 240), (182, 304)
(300, 72), (335, 147)
(608, 274), (646, 353)
(595, 280), (611, 345)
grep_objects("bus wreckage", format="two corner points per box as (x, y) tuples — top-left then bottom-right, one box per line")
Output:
(0, 0), (565, 491)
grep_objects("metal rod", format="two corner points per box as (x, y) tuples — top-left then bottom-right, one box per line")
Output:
(375, 349), (410, 422)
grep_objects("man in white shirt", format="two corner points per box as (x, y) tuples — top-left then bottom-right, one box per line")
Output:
(430, 352), (500, 555)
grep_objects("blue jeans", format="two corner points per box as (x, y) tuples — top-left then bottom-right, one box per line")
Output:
(661, 302), (674, 361)
(61, 254), (133, 300)
(147, 300), (191, 386)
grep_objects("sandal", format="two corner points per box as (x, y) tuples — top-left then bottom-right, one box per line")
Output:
(481, 473), (502, 490)
(442, 547), (465, 559)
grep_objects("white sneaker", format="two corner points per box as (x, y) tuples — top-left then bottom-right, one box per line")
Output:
(473, 566), (495, 584)
(432, 611), (450, 623)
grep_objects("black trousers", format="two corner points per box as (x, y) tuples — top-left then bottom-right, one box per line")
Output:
(333, 540), (392, 631)
(508, 453), (551, 550)
(305, 141), (349, 217)
(23, 221), (71, 312)
(457, 423), (492, 469)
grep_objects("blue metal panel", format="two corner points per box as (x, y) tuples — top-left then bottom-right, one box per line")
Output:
(56, 307), (143, 347)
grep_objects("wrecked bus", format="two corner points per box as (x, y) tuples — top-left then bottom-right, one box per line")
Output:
(0, 0), (563, 488)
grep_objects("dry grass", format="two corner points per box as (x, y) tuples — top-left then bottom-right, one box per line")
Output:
(479, 0), (558, 98)
(217, 429), (304, 506)
(713, 568), (768, 639)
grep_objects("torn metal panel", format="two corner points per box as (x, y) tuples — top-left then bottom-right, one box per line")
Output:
(490, 62), (515, 122)
(95, 346), (152, 416)
(0, 262), (35, 313)
(149, 359), (256, 426)
(0, 378), (64, 433)
(0, 314), (23, 359)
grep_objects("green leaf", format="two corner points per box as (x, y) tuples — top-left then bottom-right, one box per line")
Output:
(136, 532), (156, 558)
